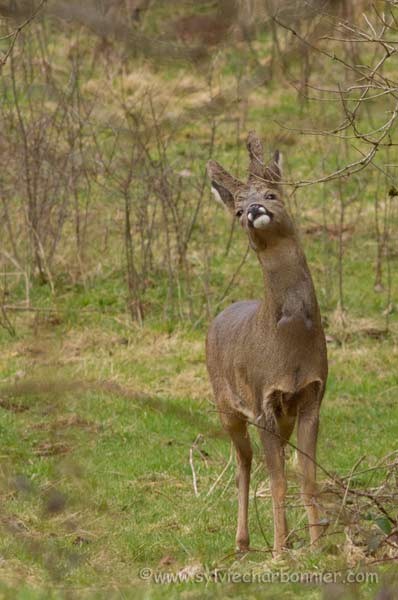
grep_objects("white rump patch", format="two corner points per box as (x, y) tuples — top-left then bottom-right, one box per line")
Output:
(253, 214), (271, 229)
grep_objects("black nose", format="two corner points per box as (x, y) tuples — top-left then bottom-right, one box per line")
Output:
(247, 204), (271, 226)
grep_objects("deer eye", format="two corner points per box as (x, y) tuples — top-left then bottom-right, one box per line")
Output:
(265, 193), (277, 200)
(235, 209), (244, 218)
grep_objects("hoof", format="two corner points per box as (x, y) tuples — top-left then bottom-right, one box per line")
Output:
(236, 541), (250, 553)
(272, 545), (289, 558)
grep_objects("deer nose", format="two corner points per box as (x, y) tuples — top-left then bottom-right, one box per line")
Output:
(247, 204), (272, 228)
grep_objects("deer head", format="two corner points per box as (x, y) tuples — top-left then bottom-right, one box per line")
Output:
(207, 131), (294, 250)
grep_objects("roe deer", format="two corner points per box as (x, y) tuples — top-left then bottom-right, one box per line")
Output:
(206, 131), (328, 555)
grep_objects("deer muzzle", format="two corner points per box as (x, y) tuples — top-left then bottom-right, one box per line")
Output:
(247, 204), (272, 230)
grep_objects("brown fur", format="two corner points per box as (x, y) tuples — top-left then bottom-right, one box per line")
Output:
(206, 131), (328, 555)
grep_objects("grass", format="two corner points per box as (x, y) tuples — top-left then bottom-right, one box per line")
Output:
(0, 297), (397, 599)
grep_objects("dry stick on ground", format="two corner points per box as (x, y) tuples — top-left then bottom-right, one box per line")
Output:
(206, 443), (234, 497)
(333, 455), (365, 527)
(189, 445), (199, 497)
(189, 434), (205, 497)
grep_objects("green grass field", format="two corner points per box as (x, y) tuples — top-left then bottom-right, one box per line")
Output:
(1, 2), (398, 598)
(0, 280), (397, 599)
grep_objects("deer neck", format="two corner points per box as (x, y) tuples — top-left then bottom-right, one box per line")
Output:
(256, 236), (317, 329)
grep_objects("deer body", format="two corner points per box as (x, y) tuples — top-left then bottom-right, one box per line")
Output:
(206, 132), (328, 555)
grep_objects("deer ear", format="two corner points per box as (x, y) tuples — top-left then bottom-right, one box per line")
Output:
(210, 180), (235, 212)
(264, 150), (283, 184)
(207, 160), (242, 213)
(247, 130), (265, 182)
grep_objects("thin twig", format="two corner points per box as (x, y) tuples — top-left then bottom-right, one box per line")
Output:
(0, 0), (47, 68)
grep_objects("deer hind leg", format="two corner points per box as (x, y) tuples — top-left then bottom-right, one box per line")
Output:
(220, 412), (253, 552)
(259, 403), (290, 556)
(296, 383), (324, 546)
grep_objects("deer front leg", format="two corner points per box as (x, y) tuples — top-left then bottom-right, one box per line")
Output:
(226, 419), (253, 552)
(297, 385), (323, 546)
(259, 419), (288, 556)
